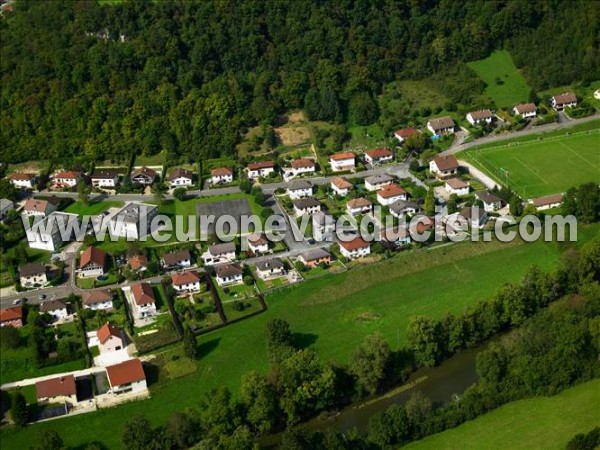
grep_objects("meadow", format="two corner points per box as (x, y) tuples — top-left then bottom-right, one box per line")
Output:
(64, 200), (123, 218)
(404, 379), (600, 450)
(467, 50), (531, 107)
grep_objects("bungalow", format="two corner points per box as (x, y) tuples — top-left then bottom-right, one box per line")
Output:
(284, 159), (316, 180)
(246, 161), (275, 180)
(40, 299), (69, 321)
(97, 322), (125, 353)
(0, 199), (13, 221)
(129, 254), (148, 272)
(512, 103), (537, 119)
(287, 180), (314, 199)
(36, 375), (77, 405)
(466, 109), (493, 126)
(131, 166), (157, 185)
(168, 168), (194, 187)
(105, 358), (147, 395)
(53, 170), (82, 188)
(26, 212), (79, 252)
(551, 92), (577, 111)
(90, 169), (120, 188)
(459, 206), (488, 229)
(377, 184), (408, 206)
(19, 262), (47, 288)
(331, 177), (352, 197)
(365, 173), (394, 191)
(329, 152), (355, 172)
(530, 194), (563, 211)
(9, 172), (36, 189)
(445, 178), (470, 196)
(293, 197), (321, 217)
(394, 127), (418, 144)
(211, 167), (234, 185)
(339, 236), (371, 259)
(79, 246), (107, 278)
(427, 116), (455, 135)
(161, 249), (192, 269)
(0, 306), (23, 328)
(202, 242), (236, 265)
(215, 263), (244, 286)
(381, 227), (412, 247)
(475, 191), (503, 212)
(429, 154), (459, 179)
(298, 248), (331, 268)
(171, 271), (201, 294)
(247, 233), (269, 254)
(130, 283), (157, 320)
(22, 197), (59, 217)
(364, 148), (393, 165)
(81, 290), (114, 311)
(389, 200), (422, 218)
(256, 258), (285, 280)
(346, 198), (372, 216)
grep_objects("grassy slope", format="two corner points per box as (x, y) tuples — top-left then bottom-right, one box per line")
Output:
(64, 200), (123, 217)
(2, 225), (598, 449)
(405, 379), (600, 450)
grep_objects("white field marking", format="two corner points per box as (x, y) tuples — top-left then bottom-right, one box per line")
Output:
(511, 156), (549, 185)
(558, 140), (598, 166)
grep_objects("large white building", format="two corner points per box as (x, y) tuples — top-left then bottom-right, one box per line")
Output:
(26, 212), (79, 251)
(108, 202), (159, 240)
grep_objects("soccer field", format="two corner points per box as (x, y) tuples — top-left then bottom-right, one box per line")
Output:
(464, 130), (600, 198)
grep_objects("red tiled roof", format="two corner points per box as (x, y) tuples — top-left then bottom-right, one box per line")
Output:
(366, 148), (393, 159)
(332, 177), (352, 189)
(97, 322), (122, 344)
(347, 198), (372, 209)
(291, 159), (315, 169)
(330, 152), (355, 161)
(553, 92), (577, 105)
(171, 271), (200, 286)
(395, 127), (418, 138)
(131, 283), (155, 306)
(168, 168), (194, 181)
(54, 171), (81, 180)
(0, 306), (22, 322)
(378, 183), (407, 199)
(468, 109), (493, 120)
(514, 103), (536, 114)
(23, 199), (50, 213)
(446, 178), (469, 189)
(432, 154), (459, 171)
(130, 254), (148, 270)
(81, 290), (113, 306)
(211, 167), (233, 177)
(532, 194), (564, 207)
(80, 246), (107, 269)
(36, 375), (76, 399)
(428, 116), (455, 131)
(9, 172), (35, 181)
(131, 166), (157, 179)
(248, 233), (268, 246)
(339, 237), (370, 251)
(247, 161), (274, 170)
(106, 358), (145, 387)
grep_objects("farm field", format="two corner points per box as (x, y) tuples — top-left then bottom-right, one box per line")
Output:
(462, 128), (600, 198)
(3, 224), (599, 449)
(404, 379), (600, 450)
(467, 50), (531, 107)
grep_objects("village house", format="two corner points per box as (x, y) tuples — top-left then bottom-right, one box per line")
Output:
(109, 203), (159, 240)
(79, 246), (107, 278)
(19, 262), (48, 288)
(287, 180), (314, 199)
(312, 212), (335, 242)
(364, 148), (394, 166)
(246, 161), (275, 180)
(512, 103), (537, 119)
(129, 254), (148, 272)
(130, 283), (157, 320)
(298, 248), (331, 268)
(339, 236), (371, 259)
(429, 154), (460, 179)
(445, 178), (470, 196)
(131, 166), (157, 185)
(466, 109), (493, 126)
(331, 177), (352, 197)
(211, 167), (234, 185)
(202, 242), (236, 265)
(90, 169), (120, 188)
(551, 92), (577, 110)
(97, 322), (126, 353)
(168, 168), (194, 187)
(215, 263), (244, 286)
(0, 306), (23, 328)
(8, 172), (36, 189)
(475, 191), (503, 212)
(381, 227), (412, 247)
(256, 258), (285, 280)
(293, 197), (321, 217)
(329, 152), (356, 172)
(459, 206), (488, 229)
(365, 173), (394, 191)
(0, 198), (14, 221)
(81, 290), (114, 311)
(171, 271), (201, 294)
(394, 127), (418, 144)
(427, 116), (456, 135)
(247, 233), (269, 254)
(284, 159), (316, 180)
(53, 170), (82, 188)
(530, 193), (564, 211)
(22, 197), (60, 217)
(377, 184), (408, 206)
(105, 358), (147, 395)
(161, 249), (192, 269)
(36, 375), (77, 406)
(26, 212), (79, 252)
(40, 299), (69, 321)
(389, 200), (422, 218)
(346, 198), (372, 216)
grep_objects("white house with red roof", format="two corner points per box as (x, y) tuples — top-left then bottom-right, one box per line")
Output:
(36, 375), (77, 405)
(130, 283), (157, 320)
(105, 358), (147, 395)
(377, 184), (408, 206)
(97, 322), (126, 353)
(9, 172), (36, 189)
(52, 170), (82, 188)
(0, 306), (23, 328)
(339, 237), (371, 259)
(171, 271), (201, 294)
(246, 161), (275, 179)
(283, 159), (316, 180)
(331, 177), (352, 197)
(466, 109), (493, 126)
(551, 92), (577, 111)
(211, 167), (234, 185)
(247, 233), (269, 254)
(429, 155), (459, 179)
(394, 127), (418, 144)
(512, 103), (537, 119)
(445, 178), (470, 196)
(22, 197), (59, 217)
(329, 152), (355, 172)
(364, 148), (394, 165)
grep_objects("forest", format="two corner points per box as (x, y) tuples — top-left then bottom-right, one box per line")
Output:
(1, 0), (599, 165)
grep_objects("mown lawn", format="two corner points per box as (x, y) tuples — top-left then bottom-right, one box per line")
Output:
(404, 379), (600, 450)
(64, 200), (123, 218)
(2, 224), (598, 449)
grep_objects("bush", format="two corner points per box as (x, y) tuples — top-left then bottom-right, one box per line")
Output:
(0, 326), (21, 349)
(243, 275), (254, 286)
(231, 301), (246, 312)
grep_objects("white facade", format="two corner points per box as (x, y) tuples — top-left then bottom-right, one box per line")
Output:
(365, 176), (393, 191)
(377, 191), (408, 206)
(248, 241), (269, 254)
(202, 244), (236, 265)
(466, 112), (493, 126)
(216, 272), (243, 286)
(288, 186), (313, 199)
(512, 104), (537, 119)
(53, 176), (78, 187)
(26, 212), (79, 252)
(247, 165), (275, 180)
(170, 176), (193, 187)
(20, 273), (47, 288)
(445, 180), (470, 196)
(10, 176), (36, 189)
(132, 301), (157, 320)
(346, 201), (372, 216)
(211, 173), (233, 184)
(294, 202), (321, 217)
(364, 152), (393, 165)
(173, 280), (201, 294)
(329, 155), (355, 172)
(84, 299), (113, 311)
(331, 178), (351, 197)
(339, 242), (371, 259)
(43, 305), (69, 320)
(108, 203), (159, 240)
(111, 378), (147, 395)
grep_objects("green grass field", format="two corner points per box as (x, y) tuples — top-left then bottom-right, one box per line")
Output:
(463, 127), (600, 198)
(467, 50), (531, 107)
(64, 200), (123, 217)
(405, 379), (600, 450)
(3, 224), (599, 449)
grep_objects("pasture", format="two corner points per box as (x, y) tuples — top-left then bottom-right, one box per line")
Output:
(405, 379), (600, 450)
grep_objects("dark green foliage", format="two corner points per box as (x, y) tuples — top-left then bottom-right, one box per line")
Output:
(122, 415), (157, 450)
(566, 427), (600, 450)
(562, 182), (600, 223)
(350, 332), (391, 396)
(10, 391), (28, 427)
(172, 187), (188, 201)
(0, 326), (21, 349)
(183, 326), (198, 359)
(32, 430), (64, 450)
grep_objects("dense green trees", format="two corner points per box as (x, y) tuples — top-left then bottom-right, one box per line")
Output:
(10, 391), (28, 427)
